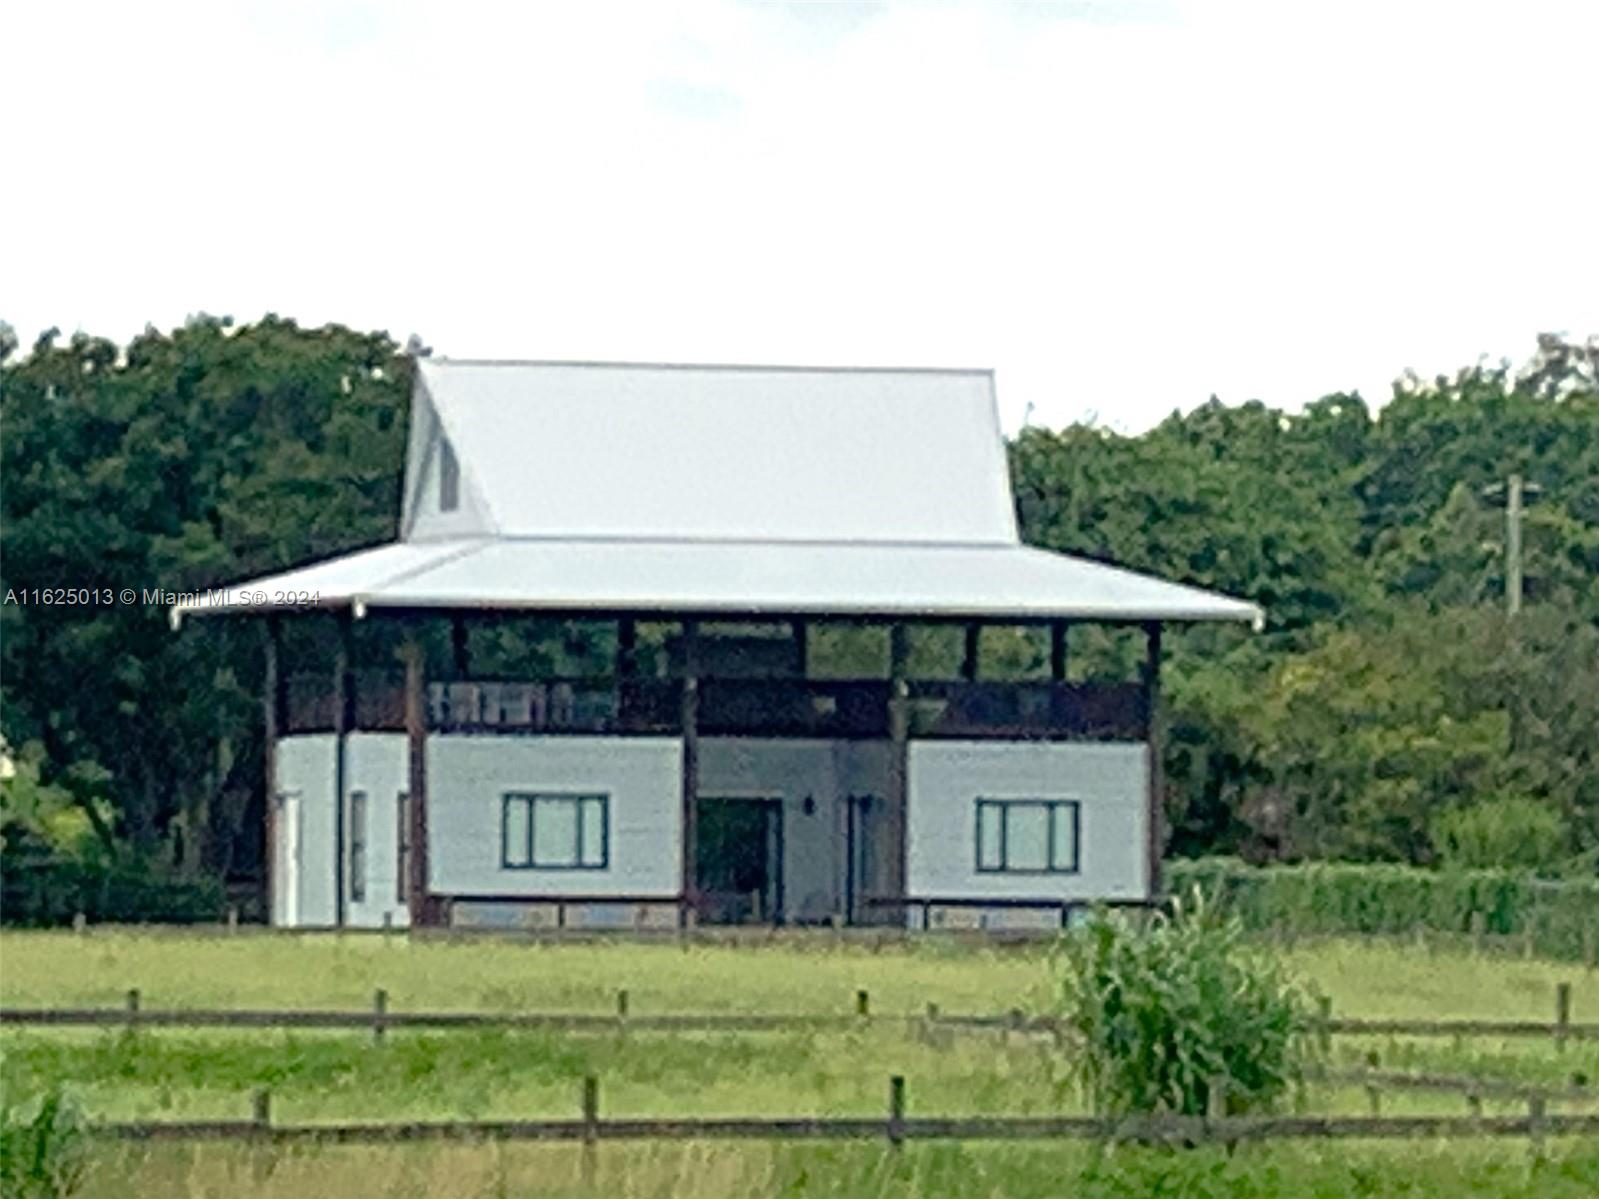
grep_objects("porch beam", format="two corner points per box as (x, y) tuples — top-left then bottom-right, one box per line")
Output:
(332, 609), (353, 927)
(403, 634), (433, 926)
(1050, 620), (1068, 682)
(1142, 621), (1163, 902)
(261, 616), (283, 924)
(960, 623), (980, 682)
(680, 619), (701, 925)
(887, 623), (911, 924)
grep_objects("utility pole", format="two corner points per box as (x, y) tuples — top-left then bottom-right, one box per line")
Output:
(1505, 474), (1523, 617)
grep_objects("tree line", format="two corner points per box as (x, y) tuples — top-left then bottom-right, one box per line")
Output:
(1, 318), (1595, 896)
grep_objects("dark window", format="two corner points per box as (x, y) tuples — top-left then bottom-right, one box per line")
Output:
(975, 799), (1079, 874)
(439, 438), (460, 512)
(502, 793), (608, 870)
(349, 790), (368, 902)
(396, 790), (410, 905)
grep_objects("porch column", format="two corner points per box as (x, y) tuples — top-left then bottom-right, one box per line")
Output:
(1050, 620), (1068, 682)
(450, 615), (470, 679)
(402, 634), (433, 927)
(1142, 622), (1164, 902)
(332, 610), (353, 927)
(261, 615), (283, 924)
(960, 623), (980, 681)
(886, 623), (911, 923)
(680, 619), (701, 924)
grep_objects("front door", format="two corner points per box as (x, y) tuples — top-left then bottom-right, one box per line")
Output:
(844, 794), (881, 925)
(695, 796), (783, 924)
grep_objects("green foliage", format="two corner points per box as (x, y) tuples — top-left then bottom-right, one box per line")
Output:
(1432, 798), (1567, 873)
(1171, 858), (1599, 960)
(0, 1088), (90, 1199)
(1052, 896), (1316, 1118)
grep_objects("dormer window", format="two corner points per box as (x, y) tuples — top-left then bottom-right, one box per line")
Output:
(439, 438), (460, 512)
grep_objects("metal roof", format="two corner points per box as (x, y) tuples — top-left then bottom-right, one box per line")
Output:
(173, 360), (1263, 627)
(407, 359), (1018, 545)
(173, 536), (1262, 625)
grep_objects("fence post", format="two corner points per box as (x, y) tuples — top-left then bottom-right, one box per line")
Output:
(1584, 925), (1596, 971)
(1470, 911), (1485, 956)
(72, 912), (87, 936)
(1366, 1080), (1382, 1116)
(253, 1088), (272, 1132)
(1206, 1075), (1227, 1123)
(581, 1075), (599, 1185)
(1555, 982), (1571, 1052)
(124, 987), (141, 1032)
(616, 989), (629, 1028)
(372, 989), (388, 1042)
(1466, 1085), (1483, 1123)
(227, 905), (239, 935)
(1527, 1094), (1546, 1161)
(856, 989), (870, 1020)
(1316, 996), (1332, 1054)
(887, 1075), (905, 1149)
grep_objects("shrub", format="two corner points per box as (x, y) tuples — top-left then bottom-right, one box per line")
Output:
(0, 1089), (90, 1199)
(1431, 798), (1567, 873)
(1168, 857), (1599, 960)
(1052, 894), (1317, 1118)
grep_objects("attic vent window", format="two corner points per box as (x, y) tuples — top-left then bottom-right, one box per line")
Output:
(439, 438), (460, 512)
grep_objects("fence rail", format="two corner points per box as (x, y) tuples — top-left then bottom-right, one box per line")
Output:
(2, 992), (1593, 1041)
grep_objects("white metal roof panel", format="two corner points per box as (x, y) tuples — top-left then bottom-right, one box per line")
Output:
(416, 360), (1017, 545)
(175, 538), (1261, 625)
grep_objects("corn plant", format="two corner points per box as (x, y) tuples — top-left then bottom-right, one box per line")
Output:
(1052, 892), (1317, 1118)
(0, 1088), (90, 1199)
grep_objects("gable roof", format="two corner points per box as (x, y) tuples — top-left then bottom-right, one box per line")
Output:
(403, 360), (1017, 545)
(174, 359), (1264, 628)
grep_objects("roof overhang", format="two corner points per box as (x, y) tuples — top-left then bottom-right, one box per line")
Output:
(170, 538), (1265, 630)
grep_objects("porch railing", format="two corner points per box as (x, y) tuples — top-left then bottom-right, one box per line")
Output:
(283, 675), (1147, 741)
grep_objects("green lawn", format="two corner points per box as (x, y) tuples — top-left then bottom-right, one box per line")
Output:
(3, 931), (1596, 1197)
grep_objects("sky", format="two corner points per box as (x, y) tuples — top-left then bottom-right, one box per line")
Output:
(3, 0), (1595, 432)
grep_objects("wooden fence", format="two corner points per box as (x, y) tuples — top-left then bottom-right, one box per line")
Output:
(87, 1073), (1599, 1149)
(2, 983), (1592, 1043)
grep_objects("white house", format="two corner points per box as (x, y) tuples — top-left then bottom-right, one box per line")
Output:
(175, 360), (1260, 931)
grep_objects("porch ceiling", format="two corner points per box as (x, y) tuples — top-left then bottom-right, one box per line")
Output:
(171, 537), (1263, 627)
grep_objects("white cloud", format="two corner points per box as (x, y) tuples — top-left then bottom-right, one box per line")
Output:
(3, 0), (1594, 431)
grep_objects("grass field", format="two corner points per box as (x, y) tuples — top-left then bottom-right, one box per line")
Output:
(3, 930), (1596, 1196)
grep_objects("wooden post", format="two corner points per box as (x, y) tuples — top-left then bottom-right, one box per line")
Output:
(373, 988), (388, 1042)
(402, 635), (431, 927)
(1142, 622), (1164, 902)
(856, 989), (870, 1019)
(616, 990), (629, 1025)
(887, 623), (911, 924)
(887, 1075), (905, 1149)
(617, 618), (637, 679)
(1049, 620), (1068, 682)
(450, 615), (470, 680)
(1366, 1081), (1382, 1115)
(1555, 982), (1571, 1050)
(125, 988), (140, 1031)
(681, 620), (700, 926)
(791, 618), (808, 677)
(226, 906), (239, 935)
(332, 610), (353, 928)
(253, 1089), (272, 1130)
(1528, 1093), (1546, 1160)
(1583, 925), (1596, 970)
(960, 623), (980, 682)
(582, 1075), (600, 1144)
(1316, 995), (1333, 1054)
(1207, 1074), (1227, 1121)
(1470, 911), (1486, 955)
(262, 615), (282, 925)
(72, 912), (86, 936)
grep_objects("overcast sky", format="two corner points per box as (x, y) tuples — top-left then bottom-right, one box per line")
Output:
(4, 0), (1595, 431)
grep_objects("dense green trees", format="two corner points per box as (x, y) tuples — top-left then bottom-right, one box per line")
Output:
(2, 319), (1595, 892)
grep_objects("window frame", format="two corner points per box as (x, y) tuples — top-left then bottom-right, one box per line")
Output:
(501, 792), (610, 871)
(973, 798), (1081, 875)
(348, 789), (369, 902)
(396, 790), (410, 905)
(439, 438), (460, 512)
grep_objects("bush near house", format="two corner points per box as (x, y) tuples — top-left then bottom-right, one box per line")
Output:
(1170, 857), (1599, 960)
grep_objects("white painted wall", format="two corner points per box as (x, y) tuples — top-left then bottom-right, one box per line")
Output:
(345, 734), (411, 929)
(907, 741), (1149, 903)
(426, 735), (682, 898)
(698, 738), (840, 923)
(275, 734), (335, 927)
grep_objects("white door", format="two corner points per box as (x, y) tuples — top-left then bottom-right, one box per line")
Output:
(276, 791), (302, 927)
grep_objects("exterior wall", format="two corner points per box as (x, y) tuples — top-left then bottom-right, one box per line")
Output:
(906, 740), (1149, 907)
(273, 733), (412, 929)
(697, 738), (841, 923)
(401, 388), (495, 543)
(274, 734), (335, 927)
(425, 735), (682, 900)
(344, 734), (411, 929)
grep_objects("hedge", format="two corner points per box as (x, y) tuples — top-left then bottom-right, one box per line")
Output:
(1167, 857), (1599, 962)
(0, 856), (225, 927)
